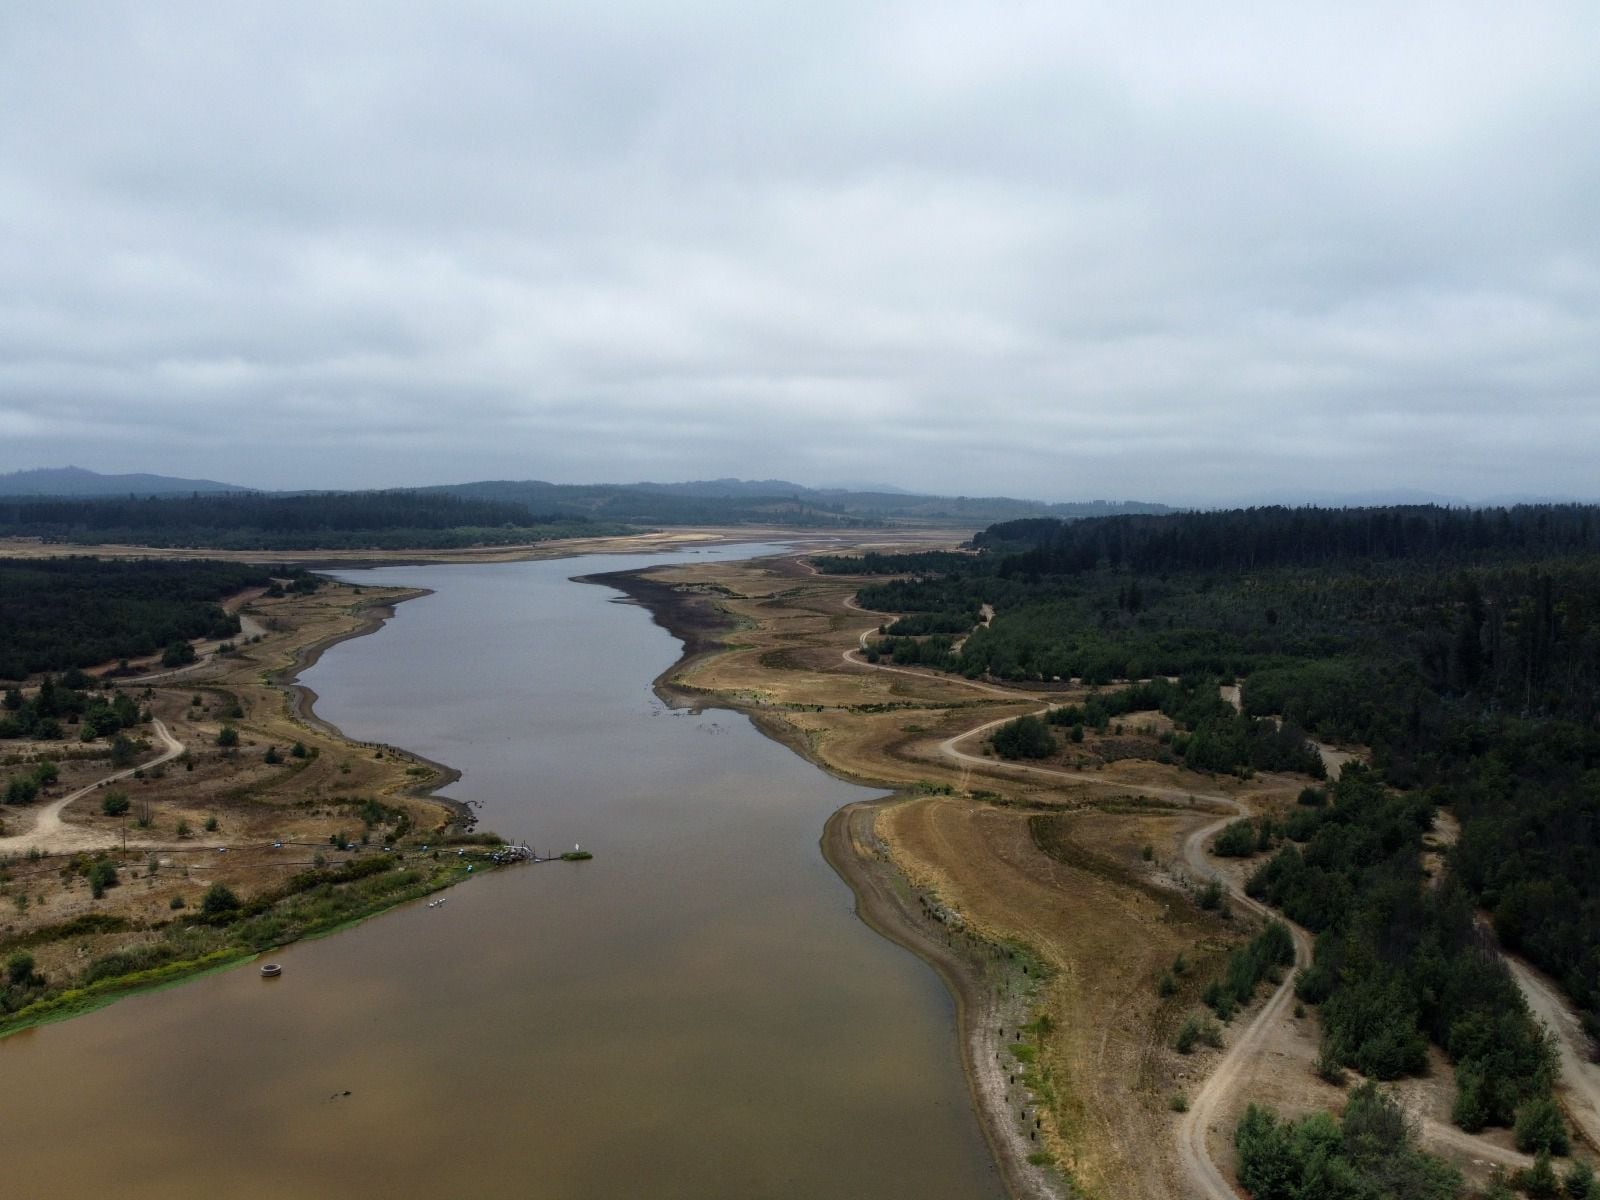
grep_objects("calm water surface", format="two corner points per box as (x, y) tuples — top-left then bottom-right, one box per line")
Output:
(0, 548), (1001, 1199)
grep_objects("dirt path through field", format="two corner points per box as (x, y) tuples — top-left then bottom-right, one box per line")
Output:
(0, 719), (185, 854)
(1175, 803), (1314, 1199)
(937, 711), (1281, 1198)
(932, 703), (1537, 1194)
(841, 597), (1041, 700)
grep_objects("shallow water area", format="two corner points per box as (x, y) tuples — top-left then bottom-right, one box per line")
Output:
(0, 545), (1002, 1199)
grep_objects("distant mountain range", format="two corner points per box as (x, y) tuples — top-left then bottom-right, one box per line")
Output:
(423, 479), (1174, 527)
(6, 467), (1590, 522)
(0, 468), (1173, 530)
(0, 466), (253, 497)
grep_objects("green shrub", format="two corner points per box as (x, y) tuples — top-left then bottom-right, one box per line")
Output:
(992, 715), (1055, 760)
(1175, 1014), (1222, 1054)
(1515, 1096), (1570, 1156)
(1565, 1159), (1596, 1199)
(161, 640), (197, 668)
(6, 950), (35, 986)
(5, 777), (39, 806)
(1515, 1151), (1564, 1199)
(101, 791), (130, 817)
(1213, 819), (1257, 857)
(200, 883), (240, 916)
(86, 859), (118, 898)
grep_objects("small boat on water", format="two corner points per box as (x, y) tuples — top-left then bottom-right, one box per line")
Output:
(260, 963), (283, 978)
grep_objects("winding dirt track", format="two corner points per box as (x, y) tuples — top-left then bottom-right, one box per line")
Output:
(811, 566), (1590, 1190)
(937, 712), (1290, 1198)
(125, 613), (268, 685)
(1176, 807), (1315, 1198)
(0, 719), (185, 854)
(931, 705), (1546, 1193)
(841, 598), (1040, 700)
(1507, 955), (1600, 1148)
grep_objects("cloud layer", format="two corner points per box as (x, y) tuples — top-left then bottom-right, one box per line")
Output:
(2, 3), (1597, 502)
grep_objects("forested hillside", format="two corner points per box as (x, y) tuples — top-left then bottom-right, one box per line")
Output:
(819, 503), (1600, 1144)
(0, 473), (1176, 540)
(429, 479), (1170, 527)
(0, 558), (273, 677)
(0, 491), (617, 550)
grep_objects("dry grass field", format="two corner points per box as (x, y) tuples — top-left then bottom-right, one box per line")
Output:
(0, 580), (475, 1015)
(605, 546), (1546, 1198)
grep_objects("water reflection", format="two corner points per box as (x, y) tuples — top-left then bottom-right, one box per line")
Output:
(0, 546), (1000, 1199)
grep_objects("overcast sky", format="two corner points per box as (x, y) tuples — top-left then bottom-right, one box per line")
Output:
(2, 4), (1597, 504)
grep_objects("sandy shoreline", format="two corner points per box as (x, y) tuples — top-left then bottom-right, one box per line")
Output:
(589, 565), (1061, 1200)
(269, 585), (473, 825)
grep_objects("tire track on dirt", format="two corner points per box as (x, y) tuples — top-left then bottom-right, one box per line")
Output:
(933, 707), (1537, 1195)
(0, 719), (185, 854)
(826, 580), (1554, 1193)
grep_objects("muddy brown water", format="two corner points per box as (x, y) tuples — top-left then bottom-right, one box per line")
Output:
(0, 547), (1002, 1200)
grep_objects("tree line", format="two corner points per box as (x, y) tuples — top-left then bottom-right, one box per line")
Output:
(983, 677), (1326, 778)
(826, 504), (1600, 1151)
(0, 557), (272, 677)
(977, 503), (1600, 576)
(1, 673), (143, 743)
(0, 491), (620, 550)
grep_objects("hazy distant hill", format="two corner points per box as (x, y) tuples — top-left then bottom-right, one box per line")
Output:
(0, 490), (616, 550)
(0, 469), (1175, 544)
(630, 478), (814, 498)
(0, 466), (251, 497)
(427, 478), (1174, 527)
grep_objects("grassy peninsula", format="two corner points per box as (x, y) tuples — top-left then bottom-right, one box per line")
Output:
(0, 565), (500, 1036)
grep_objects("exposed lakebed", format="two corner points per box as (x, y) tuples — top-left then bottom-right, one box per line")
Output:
(0, 547), (1001, 1199)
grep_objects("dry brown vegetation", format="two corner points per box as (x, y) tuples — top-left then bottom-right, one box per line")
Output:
(609, 547), (1437, 1199)
(0, 581), (468, 993)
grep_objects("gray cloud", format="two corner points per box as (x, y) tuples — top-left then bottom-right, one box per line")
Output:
(2, 2), (1597, 503)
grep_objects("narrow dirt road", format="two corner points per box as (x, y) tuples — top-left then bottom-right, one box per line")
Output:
(824, 575), (1557, 1195)
(0, 720), (185, 854)
(939, 710), (1231, 807)
(1507, 954), (1600, 1149)
(1176, 805), (1314, 1200)
(842, 598), (1040, 700)
(935, 709), (1537, 1195)
(939, 713), (1281, 1198)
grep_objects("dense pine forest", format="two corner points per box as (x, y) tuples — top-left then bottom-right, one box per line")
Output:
(0, 558), (276, 677)
(819, 504), (1600, 1150)
(0, 491), (620, 549)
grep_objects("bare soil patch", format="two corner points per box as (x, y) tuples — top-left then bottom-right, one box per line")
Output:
(0, 581), (474, 1012)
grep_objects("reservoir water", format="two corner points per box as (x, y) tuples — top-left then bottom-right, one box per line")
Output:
(0, 547), (1002, 1199)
